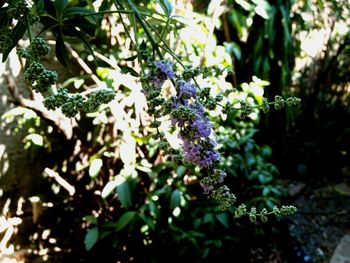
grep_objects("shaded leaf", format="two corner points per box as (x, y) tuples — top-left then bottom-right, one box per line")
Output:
(116, 180), (132, 208)
(115, 211), (136, 231)
(215, 213), (229, 228)
(119, 65), (139, 77)
(63, 6), (94, 17)
(54, 0), (68, 19)
(138, 213), (155, 230)
(84, 227), (98, 251)
(55, 32), (70, 67)
(63, 17), (96, 36)
(170, 189), (181, 209)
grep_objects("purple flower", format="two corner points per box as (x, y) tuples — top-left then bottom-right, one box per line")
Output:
(182, 138), (220, 167)
(178, 80), (196, 99)
(152, 74), (167, 88)
(218, 171), (227, 183)
(154, 60), (175, 79)
(191, 116), (212, 139)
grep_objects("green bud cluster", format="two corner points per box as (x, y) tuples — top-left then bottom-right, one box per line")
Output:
(83, 90), (116, 112)
(274, 95), (285, 110)
(249, 207), (257, 223)
(286, 97), (301, 107)
(272, 205), (297, 217)
(7, 0), (30, 19)
(31, 37), (50, 58)
(210, 185), (236, 210)
(234, 204), (247, 218)
(24, 62), (58, 93)
(43, 88), (69, 110)
(197, 87), (222, 111)
(170, 105), (196, 120)
(201, 66), (225, 78)
(44, 88), (116, 117)
(239, 100), (253, 119)
(274, 95), (301, 110)
(262, 98), (270, 113)
(198, 87), (211, 99)
(60, 94), (84, 117)
(182, 65), (200, 79)
(0, 27), (13, 54)
(234, 204), (297, 222)
(17, 47), (30, 59)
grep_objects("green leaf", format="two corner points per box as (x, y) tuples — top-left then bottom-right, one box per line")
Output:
(55, 32), (70, 67)
(119, 65), (140, 77)
(215, 213), (229, 228)
(83, 215), (98, 225)
(69, 28), (95, 58)
(116, 180), (132, 208)
(35, 0), (45, 15)
(138, 213), (155, 230)
(123, 55), (138, 61)
(54, 0), (68, 19)
(203, 213), (214, 224)
(262, 187), (270, 196)
(101, 175), (125, 199)
(2, 21), (26, 62)
(176, 166), (186, 177)
(63, 7), (94, 17)
(84, 227), (99, 251)
(89, 159), (103, 179)
(170, 189), (181, 209)
(63, 17), (97, 36)
(157, 0), (173, 16)
(115, 211), (136, 231)
(38, 16), (60, 35)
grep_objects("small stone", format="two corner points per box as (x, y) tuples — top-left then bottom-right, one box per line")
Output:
(330, 235), (350, 263)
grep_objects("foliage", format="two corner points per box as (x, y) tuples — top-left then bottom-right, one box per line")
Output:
(0, 0), (306, 261)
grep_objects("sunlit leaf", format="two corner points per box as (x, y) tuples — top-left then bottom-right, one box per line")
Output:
(89, 158), (103, 179)
(156, 0), (173, 17)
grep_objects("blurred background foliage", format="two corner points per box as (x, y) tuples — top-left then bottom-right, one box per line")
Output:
(0, 0), (349, 262)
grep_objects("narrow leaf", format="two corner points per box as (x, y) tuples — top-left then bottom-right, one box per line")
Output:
(55, 32), (70, 67)
(115, 211), (136, 231)
(54, 0), (68, 19)
(119, 65), (140, 77)
(116, 180), (132, 208)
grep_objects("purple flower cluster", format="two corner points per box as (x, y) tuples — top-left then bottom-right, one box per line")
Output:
(171, 81), (220, 167)
(148, 60), (220, 168)
(178, 80), (196, 99)
(152, 60), (175, 88)
(182, 138), (220, 167)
